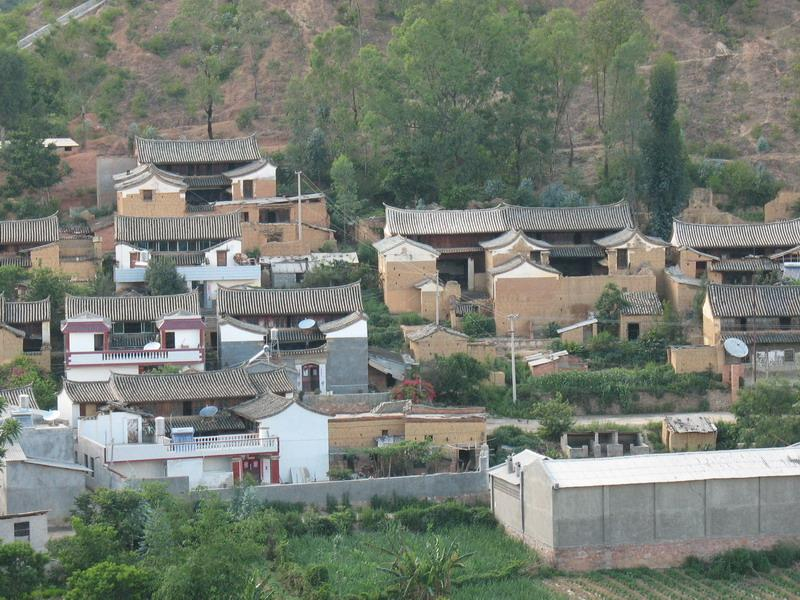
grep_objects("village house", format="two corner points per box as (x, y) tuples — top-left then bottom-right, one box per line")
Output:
(619, 291), (663, 341)
(526, 350), (587, 377)
(375, 202), (663, 335)
(402, 323), (496, 363)
(57, 365), (295, 424)
(496, 447), (800, 571)
(0, 214), (99, 282)
(216, 282), (369, 393)
(661, 415), (718, 451)
(0, 511), (49, 552)
(367, 347), (416, 391)
(0, 296), (51, 370)
(62, 291), (205, 381)
(113, 135), (333, 255)
(262, 252), (359, 288)
(328, 400), (487, 472)
(112, 213), (261, 305)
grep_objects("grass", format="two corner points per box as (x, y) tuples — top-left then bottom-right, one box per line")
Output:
(286, 524), (546, 597)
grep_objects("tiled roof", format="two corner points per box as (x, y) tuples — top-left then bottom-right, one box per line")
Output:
(151, 252), (206, 266)
(621, 291), (663, 316)
(113, 164), (187, 191)
(183, 174), (231, 188)
(224, 159), (274, 178)
(217, 282), (363, 317)
(318, 311), (367, 334)
(548, 245), (605, 258)
(488, 255), (561, 276)
(724, 332), (800, 344)
(707, 284), (800, 318)
(479, 230), (552, 250)
(372, 236), (439, 256)
(4, 297), (50, 324)
(709, 258), (781, 272)
(406, 324), (469, 342)
(594, 228), (669, 248)
(65, 292), (200, 321)
(229, 392), (293, 420)
(0, 256), (30, 267)
(136, 135), (261, 164)
(115, 213), (241, 243)
(64, 366), (296, 406)
(0, 384), (38, 409)
(163, 414), (246, 434)
(384, 201), (633, 236)
(0, 214), (59, 245)
(671, 218), (800, 249)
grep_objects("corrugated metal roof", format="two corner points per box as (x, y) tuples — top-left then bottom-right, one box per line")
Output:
(115, 213), (241, 243)
(671, 218), (800, 250)
(217, 282), (363, 317)
(707, 284), (800, 318)
(385, 201), (634, 236)
(539, 447), (800, 488)
(136, 135), (261, 164)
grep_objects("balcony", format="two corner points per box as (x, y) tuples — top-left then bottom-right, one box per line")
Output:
(107, 433), (279, 462)
(66, 347), (204, 367)
(115, 264), (261, 284)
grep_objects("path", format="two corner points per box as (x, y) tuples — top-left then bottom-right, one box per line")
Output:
(17, 0), (107, 50)
(488, 411), (736, 433)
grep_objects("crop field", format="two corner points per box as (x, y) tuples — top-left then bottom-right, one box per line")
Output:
(545, 567), (800, 599)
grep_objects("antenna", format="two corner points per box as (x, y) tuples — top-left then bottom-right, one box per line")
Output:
(724, 337), (749, 358)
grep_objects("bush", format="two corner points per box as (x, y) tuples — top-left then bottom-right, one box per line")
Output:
(358, 507), (387, 531)
(236, 103), (260, 131)
(461, 312), (496, 337)
(395, 502), (495, 532)
(327, 467), (353, 480)
(0, 542), (48, 599)
(707, 548), (772, 579)
(66, 561), (154, 600)
(704, 160), (781, 208)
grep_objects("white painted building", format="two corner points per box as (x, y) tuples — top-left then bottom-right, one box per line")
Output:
(0, 510), (49, 552)
(62, 292), (205, 381)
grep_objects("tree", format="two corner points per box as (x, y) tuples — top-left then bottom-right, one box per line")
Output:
(733, 380), (800, 448)
(641, 54), (689, 238)
(0, 542), (47, 599)
(47, 518), (125, 575)
(392, 378), (436, 403)
(461, 312), (496, 338)
(235, 0), (270, 101)
(330, 153), (361, 217)
(534, 393), (575, 441)
(0, 265), (26, 298)
(145, 259), (188, 296)
(595, 283), (629, 333)
(422, 353), (488, 405)
(0, 49), (30, 139)
(0, 356), (58, 409)
(25, 268), (79, 338)
(73, 488), (150, 551)
(0, 128), (63, 198)
(66, 561), (155, 600)
(531, 8), (584, 169)
(585, 0), (648, 177)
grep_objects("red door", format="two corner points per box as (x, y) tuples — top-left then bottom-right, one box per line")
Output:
(243, 456), (261, 482)
(302, 364), (320, 392)
(232, 459), (243, 483)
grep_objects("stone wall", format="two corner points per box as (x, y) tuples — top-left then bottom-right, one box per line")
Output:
(303, 392), (390, 415)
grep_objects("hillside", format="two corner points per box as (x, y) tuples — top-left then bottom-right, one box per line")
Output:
(7, 0), (800, 204)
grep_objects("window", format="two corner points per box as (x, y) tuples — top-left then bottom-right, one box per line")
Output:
(573, 232), (582, 244)
(530, 251), (541, 263)
(259, 209), (290, 224)
(425, 435), (433, 442)
(627, 322), (640, 341)
(129, 252), (140, 269)
(241, 211), (250, 223)
(90, 457), (95, 478)
(142, 190), (153, 202)
(786, 349), (795, 363)
(93, 334), (104, 352)
(739, 317), (748, 329)
(217, 250), (228, 266)
(165, 331), (176, 349)
(696, 261), (707, 276)
(381, 429), (389, 437)
(780, 317), (792, 330)
(301, 363), (320, 392)
(13, 521), (30, 542)
(617, 249), (629, 270)
(182, 401), (193, 416)
(243, 180), (254, 199)
(84, 454), (88, 468)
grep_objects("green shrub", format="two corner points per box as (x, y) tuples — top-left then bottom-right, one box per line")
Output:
(358, 507), (388, 531)
(764, 543), (800, 568)
(305, 514), (339, 536)
(236, 103), (260, 131)
(462, 312), (496, 337)
(707, 548), (772, 579)
(395, 502), (495, 532)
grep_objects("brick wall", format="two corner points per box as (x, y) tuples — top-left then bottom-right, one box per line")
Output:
(117, 191), (186, 217)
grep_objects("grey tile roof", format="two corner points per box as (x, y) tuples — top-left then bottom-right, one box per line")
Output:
(406, 323), (469, 342)
(594, 228), (669, 248)
(707, 284), (800, 318)
(0, 214), (59, 245)
(548, 245), (606, 258)
(621, 291), (663, 316)
(709, 258), (781, 272)
(112, 164), (187, 191)
(136, 135), (261, 164)
(0, 256), (30, 267)
(488, 255), (561, 276)
(671, 218), (800, 249)
(0, 296), (50, 324)
(151, 252), (206, 266)
(479, 230), (552, 250)
(183, 174), (231, 188)
(318, 311), (367, 334)
(0, 384), (38, 409)
(64, 367), (296, 406)
(724, 332), (800, 344)
(372, 236), (439, 256)
(163, 414), (246, 434)
(65, 291), (200, 322)
(229, 392), (293, 420)
(384, 201), (633, 236)
(115, 212), (241, 243)
(217, 282), (363, 317)
(223, 159), (274, 178)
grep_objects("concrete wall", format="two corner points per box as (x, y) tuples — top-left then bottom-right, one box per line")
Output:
(491, 477), (523, 536)
(0, 512), (48, 552)
(260, 403), (330, 482)
(219, 339), (263, 368)
(326, 337), (369, 394)
(2, 462), (86, 525)
(524, 473), (800, 571)
(206, 470), (489, 508)
(19, 426), (74, 463)
(96, 156), (137, 208)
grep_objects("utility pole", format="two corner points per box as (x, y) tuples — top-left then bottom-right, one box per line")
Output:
(508, 314), (519, 404)
(434, 270), (440, 326)
(295, 171), (303, 241)
(751, 283), (758, 384)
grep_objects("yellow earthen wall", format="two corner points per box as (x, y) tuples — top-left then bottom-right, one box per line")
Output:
(668, 345), (721, 374)
(409, 331), (469, 362)
(619, 314), (659, 341)
(381, 259), (437, 314)
(328, 416), (405, 449)
(29, 244), (60, 270)
(0, 328), (24, 364)
(404, 419), (486, 445)
(764, 190), (800, 222)
(665, 275), (701, 316)
(117, 191), (186, 217)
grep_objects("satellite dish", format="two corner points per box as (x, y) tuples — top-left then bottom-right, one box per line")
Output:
(42, 410), (59, 423)
(143, 341), (161, 351)
(724, 337), (749, 358)
(199, 405), (219, 418)
(298, 318), (316, 330)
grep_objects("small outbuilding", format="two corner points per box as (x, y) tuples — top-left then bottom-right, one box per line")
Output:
(619, 291), (663, 341)
(0, 510), (48, 552)
(662, 415), (718, 451)
(557, 317), (597, 344)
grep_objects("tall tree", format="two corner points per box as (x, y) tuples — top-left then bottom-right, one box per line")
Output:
(0, 49), (30, 140)
(145, 259), (188, 296)
(330, 153), (360, 216)
(235, 0), (270, 102)
(0, 129), (63, 199)
(641, 54), (689, 238)
(531, 8), (584, 169)
(585, 0), (648, 177)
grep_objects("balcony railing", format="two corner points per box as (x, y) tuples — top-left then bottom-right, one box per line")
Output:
(107, 433), (279, 462)
(66, 347), (204, 367)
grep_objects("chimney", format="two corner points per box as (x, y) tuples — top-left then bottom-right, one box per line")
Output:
(154, 416), (165, 438)
(506, 455), (513, 473)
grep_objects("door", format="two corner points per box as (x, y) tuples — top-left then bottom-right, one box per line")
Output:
(217, 250), (228, 266)
(243, 456), (261, 482)
(129, 252), (140, 269)
(165, 331), (176, 349)
(243, 180), (254, 199)
(302, 364), (320, 392)
(232, 459), (243, 483)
